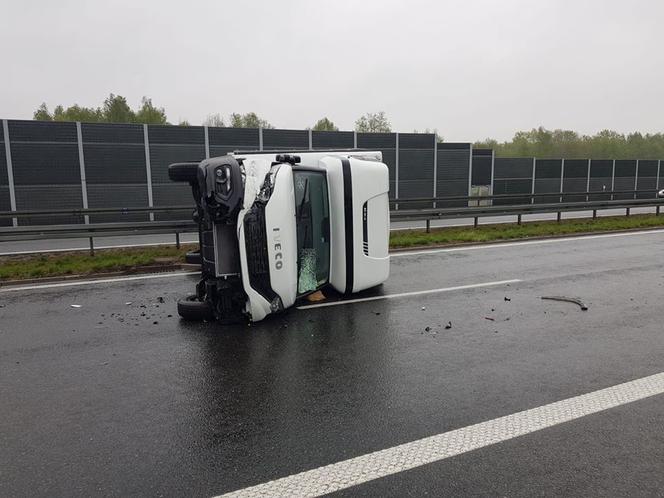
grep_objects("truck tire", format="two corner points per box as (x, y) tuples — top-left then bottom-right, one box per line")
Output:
(185, 250), (201, 265)
(168, 162), (199, 183)
(177, 294), (213, 321)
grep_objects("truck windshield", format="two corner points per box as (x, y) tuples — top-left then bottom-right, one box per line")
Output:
(294, 170), (330, 295)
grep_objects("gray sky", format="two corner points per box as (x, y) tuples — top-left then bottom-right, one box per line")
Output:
(2, 0), (663, 141)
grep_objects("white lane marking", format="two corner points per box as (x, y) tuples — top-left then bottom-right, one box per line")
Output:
(218, 371), (664, 497)
(0, 271), (199, 293)
(296, 279), (520, 309)
(391, 228), (664, 257)
(0, 239), (199, 256)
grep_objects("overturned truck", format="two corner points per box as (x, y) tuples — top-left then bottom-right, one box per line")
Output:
(169, 150), (390, 323)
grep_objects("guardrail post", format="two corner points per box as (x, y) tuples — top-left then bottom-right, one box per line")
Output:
(517, 214), (522, 225)
(2, 120), (18, 227)
(204, 126), (210, 159)
(657, 206), (660, 216)
(557, 212), (561, 223)
(76, 122), (90, 224)
(474, 216), (478, 228)
(395, 132), (399, 210)
(634, 159), (639, 200)
(626, 207), (630, 217)
(175, 232), (181, 249)
(89, 237), (95, 256)
(425, 219), (430, 233)
(143, 124), (155, 222)
(593, 209), (597, 219)
(531, 157), (536, 205)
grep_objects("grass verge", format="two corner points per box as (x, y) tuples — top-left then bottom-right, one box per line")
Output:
(389, 213), (664, 248)
(1, 214), (663, 282)
(0, 244), (195, 281)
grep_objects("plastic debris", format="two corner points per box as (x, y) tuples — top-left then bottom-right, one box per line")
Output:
(541, 296), (588, 311)
(421, 306), (426, 311)
(425, 326), (431, 332)
(125, 302), (132, 305)
(70, 304), (82, 308)
(445, 321), (452, 329)
(484, 316), (495, 321)
(504, 297), (511, 302)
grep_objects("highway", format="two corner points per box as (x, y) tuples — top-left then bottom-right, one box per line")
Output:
(2, 228), (664, 496)
(0, 206), (657, 256)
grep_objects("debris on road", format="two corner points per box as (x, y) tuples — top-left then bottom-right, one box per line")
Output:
(125, 302), (132, 305)
(421, 306), (426, 311)
(484, 316), (495, 321)
(541, 296), (589, 311)
(504, 297), (511, 302)
(156, 297), (165, 303)
(425, 326), (431, 332)
(70, 304), (81, 308)
(445, 321), (452, 329)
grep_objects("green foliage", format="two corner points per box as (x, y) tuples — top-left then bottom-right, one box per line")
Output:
(312, 117), (339, 132)
(33, 94), (168, 124)
(229, 112), (273, 129)
(355, 111), (391, 133)
(475, 126), (664, 159)
(178, 120), (191, 126)
(33, 103), (53, 121)
(102, 94), (135, 123)
(203, 113), (225, 127)
(135, 97), (168, 125)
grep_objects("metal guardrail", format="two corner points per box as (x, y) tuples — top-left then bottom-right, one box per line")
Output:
(0, 190), (662, 255)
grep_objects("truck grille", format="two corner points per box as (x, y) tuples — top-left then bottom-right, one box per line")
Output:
(243, 204), (276, 302)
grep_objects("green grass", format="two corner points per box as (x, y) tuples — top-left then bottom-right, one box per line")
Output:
(389, 213), (664, 248)
(0, 245), (195, 281)
(2, 214), (664, 281)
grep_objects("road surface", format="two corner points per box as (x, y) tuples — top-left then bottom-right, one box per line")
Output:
(2, 228), (664, 496)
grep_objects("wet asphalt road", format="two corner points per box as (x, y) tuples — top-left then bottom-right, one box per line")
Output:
(2, 230), (664, 496)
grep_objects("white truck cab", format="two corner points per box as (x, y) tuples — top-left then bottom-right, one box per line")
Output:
(169, 150), (390, 323)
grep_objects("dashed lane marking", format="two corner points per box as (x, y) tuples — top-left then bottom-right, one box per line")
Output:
(217, 371), (664, 497)
(296, 279), (521, 309)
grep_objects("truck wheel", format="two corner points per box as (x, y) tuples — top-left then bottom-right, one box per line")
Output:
(185, 251), (201, 265)
(168, 162), (199, 183)
(177, 294), (214, 321)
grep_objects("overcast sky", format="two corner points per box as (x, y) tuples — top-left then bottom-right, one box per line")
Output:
(2, 0), (663, 141)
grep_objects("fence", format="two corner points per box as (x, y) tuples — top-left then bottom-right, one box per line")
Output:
(1, 119), (663, 228)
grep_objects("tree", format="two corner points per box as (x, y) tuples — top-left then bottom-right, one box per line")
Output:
(102, 94), (135, 123)
(203, 113), (225, 127)
(135, 97), (168, 125)
(33, 103), (52, 121)
(229, 112), (273, 129)
(474, 127), (664, 160)
(33, 94), (169, 124)
(178, 120), (190, 126)
(355, 111), (391, 133)
(52, 104), (103, 123)
(312, 117), (338, 132)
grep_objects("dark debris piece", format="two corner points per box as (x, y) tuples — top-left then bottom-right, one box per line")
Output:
(541, 296), (588, 311)
(157, 297), (165, 303)
(445, 321), (452, 330)
(504, 297), (511, 302)
(484, 317), (495, 321)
